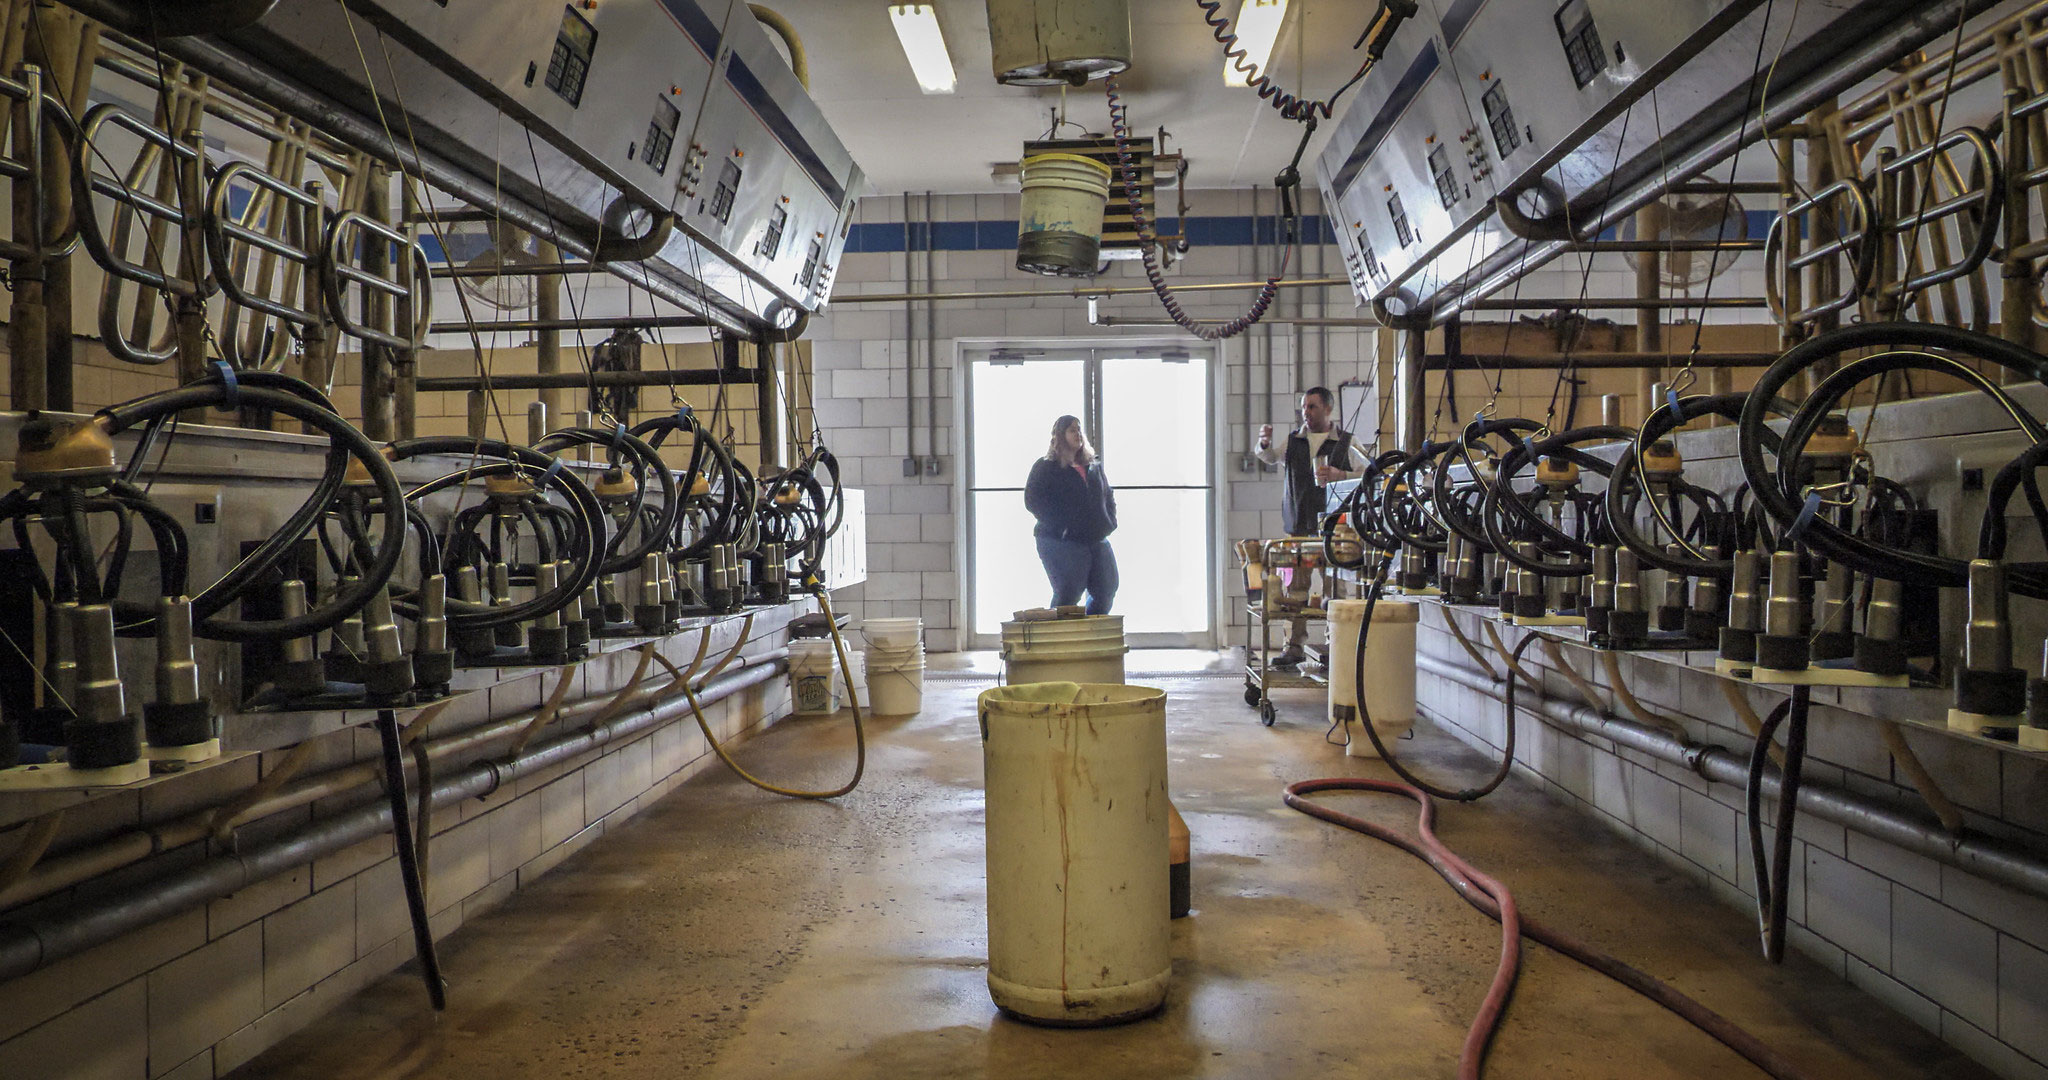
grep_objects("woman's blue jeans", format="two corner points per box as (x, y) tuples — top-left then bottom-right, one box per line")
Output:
(1035, 536), (1119, 615)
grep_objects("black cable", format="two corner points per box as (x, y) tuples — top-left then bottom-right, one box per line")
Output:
(1347, 555), (1518, 802)
(1737, 323), (2048, 593)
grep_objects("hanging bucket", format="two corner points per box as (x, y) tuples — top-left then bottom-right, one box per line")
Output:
(1001, 615), (1126, 685)
(1327, 599), (1419, 757)
(979, 681), (1170, 1025)
(1017, 153), (1113, 277)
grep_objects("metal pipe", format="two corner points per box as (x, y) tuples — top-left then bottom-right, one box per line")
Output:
(1462, 296), (1766, 310)
(924, 190), (937, 473)
(1396, 328), (1425, 451)
(1425, 353), (1778, 370)
(903, 191), (917, 471)
(1095, 314), (1384, 328)
(428, 314), (710, 334)
(417, 368), (760, 392)
(1416, 648), (2048, 902)
(832, 276), (1350, 305)
(535, 237), (563, 421)
(0, 658), (788, 981)
(430, 261), (601, 278)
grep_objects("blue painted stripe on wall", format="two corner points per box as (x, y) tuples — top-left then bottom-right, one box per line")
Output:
(847, 214), (1332, 253)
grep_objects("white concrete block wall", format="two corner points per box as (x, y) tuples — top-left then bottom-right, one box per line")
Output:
(813, 189), (1380, 648)
(1414, 605), (2048, 1080)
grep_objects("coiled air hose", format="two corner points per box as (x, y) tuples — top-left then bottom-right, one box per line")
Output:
(1105, 73), (1282, 340)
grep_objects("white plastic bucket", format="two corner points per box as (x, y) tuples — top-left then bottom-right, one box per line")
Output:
(1017, 152), (1113, 276)
(848, 649), (870, 710)
(866, 645), (926, 717)
(1001, 615), (1126, 686)
(789, 639), (842, 715)
(1327, 599), (1419, 757)
(979, 681), (1170, 1025)
(862, 617), (924, 650)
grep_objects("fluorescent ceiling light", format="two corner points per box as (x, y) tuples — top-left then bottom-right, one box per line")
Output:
(1224, 0), (1289, 87)
(889, 4), (957, 95)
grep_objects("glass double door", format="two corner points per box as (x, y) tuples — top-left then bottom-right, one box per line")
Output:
(965, 346), (1213, 645)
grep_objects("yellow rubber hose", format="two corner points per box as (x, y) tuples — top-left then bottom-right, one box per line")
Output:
(749, 4), (809, 90)
(1540, 637), (1609, 715)
(1718, 679), (1785, 768)
(1881, 722), (1965, 835)
(1600, 649), (1687, 736)
(657, 587), (866, 799)
(1443, 610), (1501, 681)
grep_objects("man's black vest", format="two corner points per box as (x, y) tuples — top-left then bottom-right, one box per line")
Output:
(1281, 427), (1353, 536)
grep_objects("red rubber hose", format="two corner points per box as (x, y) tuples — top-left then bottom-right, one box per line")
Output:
(1287, 776), (1519, 1079)
(1285, 778), (1814, 1080)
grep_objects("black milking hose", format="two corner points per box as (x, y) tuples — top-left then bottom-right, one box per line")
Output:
(1737, 322), (2048, 593)
(1346, 555), (1517, 801)
(100, 383), (405, 641)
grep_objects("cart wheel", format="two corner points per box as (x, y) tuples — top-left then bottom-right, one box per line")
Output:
(1243, 682), (1261, 707)
(1260, 700), (1278, 727)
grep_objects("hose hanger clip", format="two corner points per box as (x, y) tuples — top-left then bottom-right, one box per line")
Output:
(213, 361), (240, 408)
(1785, 490), (1825, 543)
(1669, 361), (1698, 397)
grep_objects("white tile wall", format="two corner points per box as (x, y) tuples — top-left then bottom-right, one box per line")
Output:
(1415, 607), (2048, 1079)
(814, 190), (1381, 647)
(0, 613), (808, 1079)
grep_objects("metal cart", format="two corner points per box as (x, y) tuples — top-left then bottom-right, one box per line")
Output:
(1238, 538), (1328, 726)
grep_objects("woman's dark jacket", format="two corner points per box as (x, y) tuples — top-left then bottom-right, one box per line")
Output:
(1024, 458), (1117, 542)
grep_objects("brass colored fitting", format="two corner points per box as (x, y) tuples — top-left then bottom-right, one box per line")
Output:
(1641, 439), (1684, 481)
(14, 416), (117, 482)
(595, 467), (638, 499)
(485, 472), (539, 500)
(1805, 413), (1862, 459)
(1535, 456), (1579, 489)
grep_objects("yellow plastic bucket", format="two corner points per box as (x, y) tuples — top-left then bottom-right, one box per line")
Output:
(1017, 152), (1114, 276)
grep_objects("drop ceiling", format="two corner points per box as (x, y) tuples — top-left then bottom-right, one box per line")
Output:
(759, 1), (1374, 195)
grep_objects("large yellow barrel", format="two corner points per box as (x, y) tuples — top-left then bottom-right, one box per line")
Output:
(979, 682), (1170, 1025)
(1328, 598), (1419, 757)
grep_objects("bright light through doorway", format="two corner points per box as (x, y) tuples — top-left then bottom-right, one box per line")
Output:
(966, 348), (1213, 642)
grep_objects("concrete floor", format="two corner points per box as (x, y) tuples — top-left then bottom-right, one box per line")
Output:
(237, 653), (1994, 1079)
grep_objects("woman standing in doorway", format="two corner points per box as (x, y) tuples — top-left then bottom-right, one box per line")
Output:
(1023, 415), (1119, 614)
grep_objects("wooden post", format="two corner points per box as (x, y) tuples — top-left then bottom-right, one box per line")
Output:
(1633, 203), (1664, 426)
(534, 235), (562, 423)
(9, 62), (48, 412)
(360, 165), (396, 440)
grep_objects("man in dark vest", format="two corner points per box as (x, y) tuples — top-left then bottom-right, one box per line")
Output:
(1255, 386), (1367, 667)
